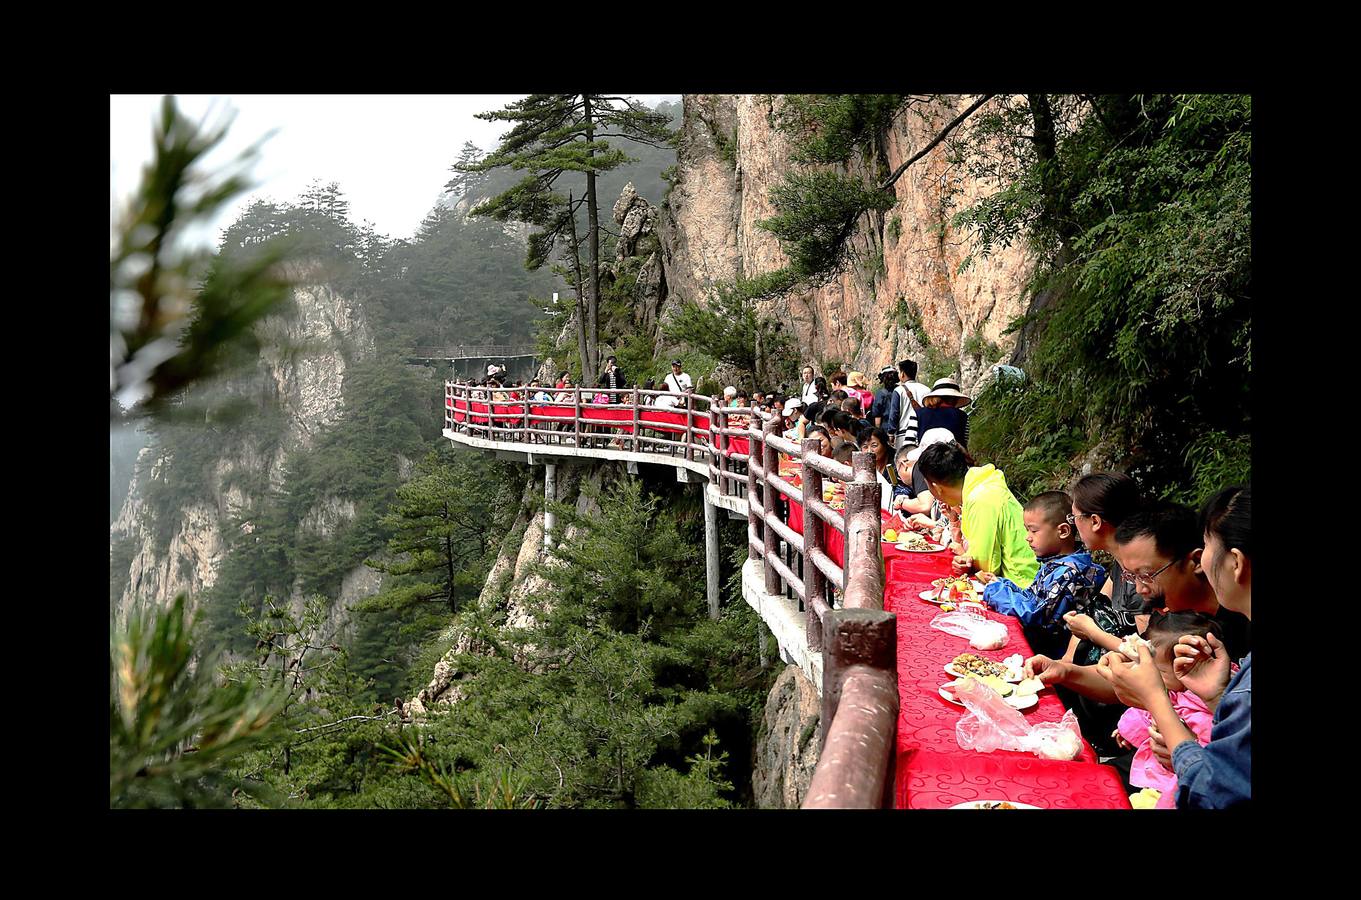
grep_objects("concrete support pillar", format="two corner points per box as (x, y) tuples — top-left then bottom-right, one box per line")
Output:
(704, 485), (720, 620)
(543, 463), (557, 553)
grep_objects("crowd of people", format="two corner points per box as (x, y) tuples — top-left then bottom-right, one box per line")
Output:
(453, 356), (1250, 808)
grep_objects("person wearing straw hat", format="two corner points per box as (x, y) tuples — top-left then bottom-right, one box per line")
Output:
(916, 377), (971, 446)
(846, 371), (875, 413)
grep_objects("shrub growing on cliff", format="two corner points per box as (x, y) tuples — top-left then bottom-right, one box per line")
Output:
(964, 94), (1251, 498)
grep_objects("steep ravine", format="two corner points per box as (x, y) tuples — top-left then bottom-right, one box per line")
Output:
(110, 266), (376, 638)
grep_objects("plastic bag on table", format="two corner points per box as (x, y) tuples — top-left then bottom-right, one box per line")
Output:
(953, 677), (1084, 761)
(928, 608), (1008, 650)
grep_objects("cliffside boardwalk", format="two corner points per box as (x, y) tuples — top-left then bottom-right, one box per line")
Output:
(444, 381), (898, 808)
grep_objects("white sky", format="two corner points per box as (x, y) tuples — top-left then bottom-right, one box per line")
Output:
(110, 94), (681, 250)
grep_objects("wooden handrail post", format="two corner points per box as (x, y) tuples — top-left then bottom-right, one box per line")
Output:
(844, 450), (885, 610)
(818, 607), (897, 754)
(523, 394), (530, 444)
(801, 436), (825, 652)
(747, 414), (762, 564)
(632, 386), (641, 452)
(714, 397), (727, 496)
(761, 414), (781, 595)
(685, 392), (694, 462)
(572, 385), (582, 447)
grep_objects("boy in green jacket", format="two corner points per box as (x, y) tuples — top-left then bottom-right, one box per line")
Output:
(916, 441), (1039, 589)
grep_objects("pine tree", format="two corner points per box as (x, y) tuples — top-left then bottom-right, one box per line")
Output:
(361, 450), (505, 614)
(455, 94), (674, 376)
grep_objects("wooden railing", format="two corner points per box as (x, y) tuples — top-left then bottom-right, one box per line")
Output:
(443, 380), (898, 807)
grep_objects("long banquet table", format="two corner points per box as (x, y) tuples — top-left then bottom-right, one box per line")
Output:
(785, 487), (1131, 809)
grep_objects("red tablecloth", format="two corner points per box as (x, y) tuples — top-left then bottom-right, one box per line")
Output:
(783, 482), (1130, 809)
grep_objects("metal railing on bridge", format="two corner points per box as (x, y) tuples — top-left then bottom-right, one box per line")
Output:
(443, 381), (897, 808)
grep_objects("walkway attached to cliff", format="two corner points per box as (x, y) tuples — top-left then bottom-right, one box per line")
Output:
(441, 382), (1131, 810)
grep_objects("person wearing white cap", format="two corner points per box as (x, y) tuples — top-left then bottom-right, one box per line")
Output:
(723, 385), (738, 407)
(916, 378), (971, 446)
(781, 396), (805, 442)
(893, 428), (957, 518)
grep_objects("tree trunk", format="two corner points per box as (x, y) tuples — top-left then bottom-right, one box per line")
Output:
(1028, 94), (1063, 237)
(566, 194), (590, 379)
(583, 95), (601, 378)
(445, 533), (456, 613)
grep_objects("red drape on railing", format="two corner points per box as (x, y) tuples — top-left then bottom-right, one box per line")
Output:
(449, 398), (747, 447)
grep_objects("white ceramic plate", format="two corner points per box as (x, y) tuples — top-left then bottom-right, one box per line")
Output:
(918, 588), (982, 605)
(945, 664), (1023, 683)
(894, 540), (946, 552)
(949, 800), (1041, 810)
(938, 683), (1037, 711)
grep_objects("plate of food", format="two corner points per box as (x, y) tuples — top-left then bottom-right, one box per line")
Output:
(921, 597), (987, 613)
(892, 531), (945, 552)
(922, 577), (980, 604)
(937, 678), (1037, 710)
(949, 800), (1040, 810)
(945, 653), (1022, 683)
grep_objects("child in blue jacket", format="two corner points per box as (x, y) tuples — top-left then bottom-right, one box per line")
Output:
(979, 491), (1106, 659)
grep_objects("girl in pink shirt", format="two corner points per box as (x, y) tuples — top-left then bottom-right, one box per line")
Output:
(1114, 611), (1234, 809)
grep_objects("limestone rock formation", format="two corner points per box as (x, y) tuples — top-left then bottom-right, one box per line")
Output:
(110, 273), (375, 621)
(752, 664), (822, 808)
(657, 94), (1035, 396)
(400, 462), (614, 720)
(612, 182), (656, 263)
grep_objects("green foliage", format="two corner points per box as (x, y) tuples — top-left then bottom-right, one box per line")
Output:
(963, 329), (1002, 362)
(219, 594), (410, 806)
(381, 732), (543, 808)
(699, 113), (739, 167)
(778, 94), (906, 165)
(665, 273), (797, 385)
(1177, 431), (1252, 507)
(111, 595), (283, 808)
(405, 474), (764, 808)
(886, 214), (902, 244)
(968, 377), (1085, 500)
(111, 97), (293, 419)
(962, 95), (1251, 498)
(758, 171), (896, 283)
(362, 448), (523, 614)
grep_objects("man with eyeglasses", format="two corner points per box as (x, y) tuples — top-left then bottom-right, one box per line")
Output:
(1024, 502), (1251, 781)
(1066, 503), (1251, 664)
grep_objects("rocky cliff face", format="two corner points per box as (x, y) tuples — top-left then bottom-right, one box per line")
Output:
(401, 461), (610, 719)
(752, 664), (822, 808)
(658, 94), (1034, 393)
(111, 269), (376, 624)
